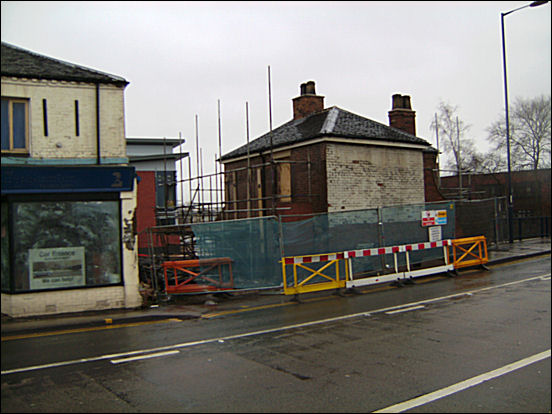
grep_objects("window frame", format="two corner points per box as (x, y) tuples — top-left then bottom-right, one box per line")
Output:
(1, 97), (30, 155)
(1, 192), (124, 294)
(274, 151), (292, 203)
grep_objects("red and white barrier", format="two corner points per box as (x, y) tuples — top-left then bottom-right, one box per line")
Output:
(345, 239), (453, 288)
(283, 240), (450, 265)
(281, 239), (454, 291)
(283, 253), (345, 265)
(344, 240), (450, 258)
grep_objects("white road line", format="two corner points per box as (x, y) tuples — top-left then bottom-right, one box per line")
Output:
(110, 350), (179, 364)
(385, 305), (425, 314)
(2, 273), (549, 376)
(373, 349), (551, 413)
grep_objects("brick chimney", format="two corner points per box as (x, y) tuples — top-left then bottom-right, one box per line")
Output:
(388, 94), (416, 136)
(292, 81), (324, 120)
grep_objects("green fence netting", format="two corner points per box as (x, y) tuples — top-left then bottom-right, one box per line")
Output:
(148, 201), (457, 291)
(190, 216), (282, 289)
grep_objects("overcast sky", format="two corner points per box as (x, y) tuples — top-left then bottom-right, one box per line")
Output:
(2, 1), (551, 180)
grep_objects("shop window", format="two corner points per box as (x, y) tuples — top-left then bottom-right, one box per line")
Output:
(1, 97), (29, 154)
(3, 199), (122, 293)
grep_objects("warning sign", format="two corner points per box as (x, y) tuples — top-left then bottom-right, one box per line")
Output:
(428, 226), (442, 242)
(421, 210), (447, 227)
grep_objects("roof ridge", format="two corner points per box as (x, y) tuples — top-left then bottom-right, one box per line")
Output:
(320, 107), (339, 134)
(221, 104), (432, 161)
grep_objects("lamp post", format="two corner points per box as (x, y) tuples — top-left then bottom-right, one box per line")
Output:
(500, 0), (549, 243)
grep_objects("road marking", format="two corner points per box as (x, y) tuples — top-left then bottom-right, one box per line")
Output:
(2, 273), (549, 376)
(110, 350), (180, 364)
(373, 349), (551, 413)
(1, 318), (182, 342)
(201, 302), (293, 319)
(385, 305), (425, 314)
(201, 279), (434, 319)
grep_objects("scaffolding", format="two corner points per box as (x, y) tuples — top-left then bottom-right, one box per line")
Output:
(140, 66), (321, 296)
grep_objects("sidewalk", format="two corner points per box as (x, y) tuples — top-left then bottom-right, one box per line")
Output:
(2, 237), (550, 337)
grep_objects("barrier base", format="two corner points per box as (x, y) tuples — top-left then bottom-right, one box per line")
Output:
(347, 272), (404, 288)
(346, 264), (454, 289)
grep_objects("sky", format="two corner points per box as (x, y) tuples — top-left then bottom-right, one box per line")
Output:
(2, 1), (551, 186)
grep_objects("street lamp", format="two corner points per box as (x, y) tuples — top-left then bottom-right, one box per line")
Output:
(500, 0), (549, 243)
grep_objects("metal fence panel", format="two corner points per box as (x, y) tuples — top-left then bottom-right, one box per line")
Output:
(191, 216), (282, 289)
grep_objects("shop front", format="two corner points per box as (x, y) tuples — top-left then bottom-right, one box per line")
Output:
(1, 165), (142, 317)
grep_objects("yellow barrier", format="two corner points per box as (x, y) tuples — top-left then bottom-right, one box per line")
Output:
(451, 236), (488, 269)
(281, 235), (488, 297)
(281, 252), (349, 295)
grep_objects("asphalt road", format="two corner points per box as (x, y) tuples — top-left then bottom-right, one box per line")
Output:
(1, 256), (550, 413)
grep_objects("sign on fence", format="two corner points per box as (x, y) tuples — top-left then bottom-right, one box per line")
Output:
(428, 226), (442, 242)
(422, 210), (447, 227)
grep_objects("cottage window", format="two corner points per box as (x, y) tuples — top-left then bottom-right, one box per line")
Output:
(1, 97), (29, 154)
(277, 161), (292, 202)
(273, 151), (292, 203)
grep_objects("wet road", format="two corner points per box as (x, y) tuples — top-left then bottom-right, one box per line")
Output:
(1, 256), (550, 412)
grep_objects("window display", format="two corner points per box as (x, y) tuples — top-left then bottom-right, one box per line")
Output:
(5, 199), (122, 292)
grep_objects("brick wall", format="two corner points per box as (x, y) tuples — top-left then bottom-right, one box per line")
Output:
(437, 168), (551, 216)
(223, 142), (427, 217)
(1, 287), (127, 317)
(326, 143), (425, 211)
(423, 150), (446, 202)
(223, 143), (328, 219)
(135, 171), (156, 251)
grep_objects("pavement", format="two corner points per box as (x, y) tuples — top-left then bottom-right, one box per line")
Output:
(2, 237), (550, 337)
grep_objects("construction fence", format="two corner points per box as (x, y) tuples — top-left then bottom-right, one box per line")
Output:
(140, 197), (549, 296)
(455, 197), (551, 244)
(142, 200), (457, 294)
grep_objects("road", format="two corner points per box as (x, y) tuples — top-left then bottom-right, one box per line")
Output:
(1, 256), (550, 413)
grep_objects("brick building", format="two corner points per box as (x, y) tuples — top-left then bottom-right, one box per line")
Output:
(220, 81), (438, 220)
(435, 169), (551, 217)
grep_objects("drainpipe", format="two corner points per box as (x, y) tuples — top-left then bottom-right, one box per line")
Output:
(96, 83), (101, 165)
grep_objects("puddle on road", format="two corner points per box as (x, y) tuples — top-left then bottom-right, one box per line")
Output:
(452, 269), (492, 290)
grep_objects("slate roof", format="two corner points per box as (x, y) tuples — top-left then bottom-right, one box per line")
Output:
(221, 106), (433, 161)
(1, 42), (128, 86)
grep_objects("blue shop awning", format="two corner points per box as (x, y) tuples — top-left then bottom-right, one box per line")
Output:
(1, 165), (135, 194)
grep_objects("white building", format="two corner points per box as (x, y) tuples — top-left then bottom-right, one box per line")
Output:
(1, 42), (142, 317)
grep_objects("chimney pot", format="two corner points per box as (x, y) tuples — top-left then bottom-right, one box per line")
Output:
(392, 94), (412, 110)
(304, 81), (316, 95)
(293, 80), (324, 120)
(388, 94), (416, 135)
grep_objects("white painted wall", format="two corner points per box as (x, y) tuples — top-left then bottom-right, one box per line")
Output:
(1, 77), (126, 160)
(326, 143), (425, 212)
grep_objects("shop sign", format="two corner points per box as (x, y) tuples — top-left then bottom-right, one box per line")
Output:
(29, 247), (85, 290)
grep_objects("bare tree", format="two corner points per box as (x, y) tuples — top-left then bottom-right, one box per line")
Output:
(430, 101), (480, 174)
(487, 95), (551, 170)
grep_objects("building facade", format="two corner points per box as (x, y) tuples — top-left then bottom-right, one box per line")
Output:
(126, 137), (188, 255)
(1, 42), (141, 317)
(220, 81), (437, 220)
